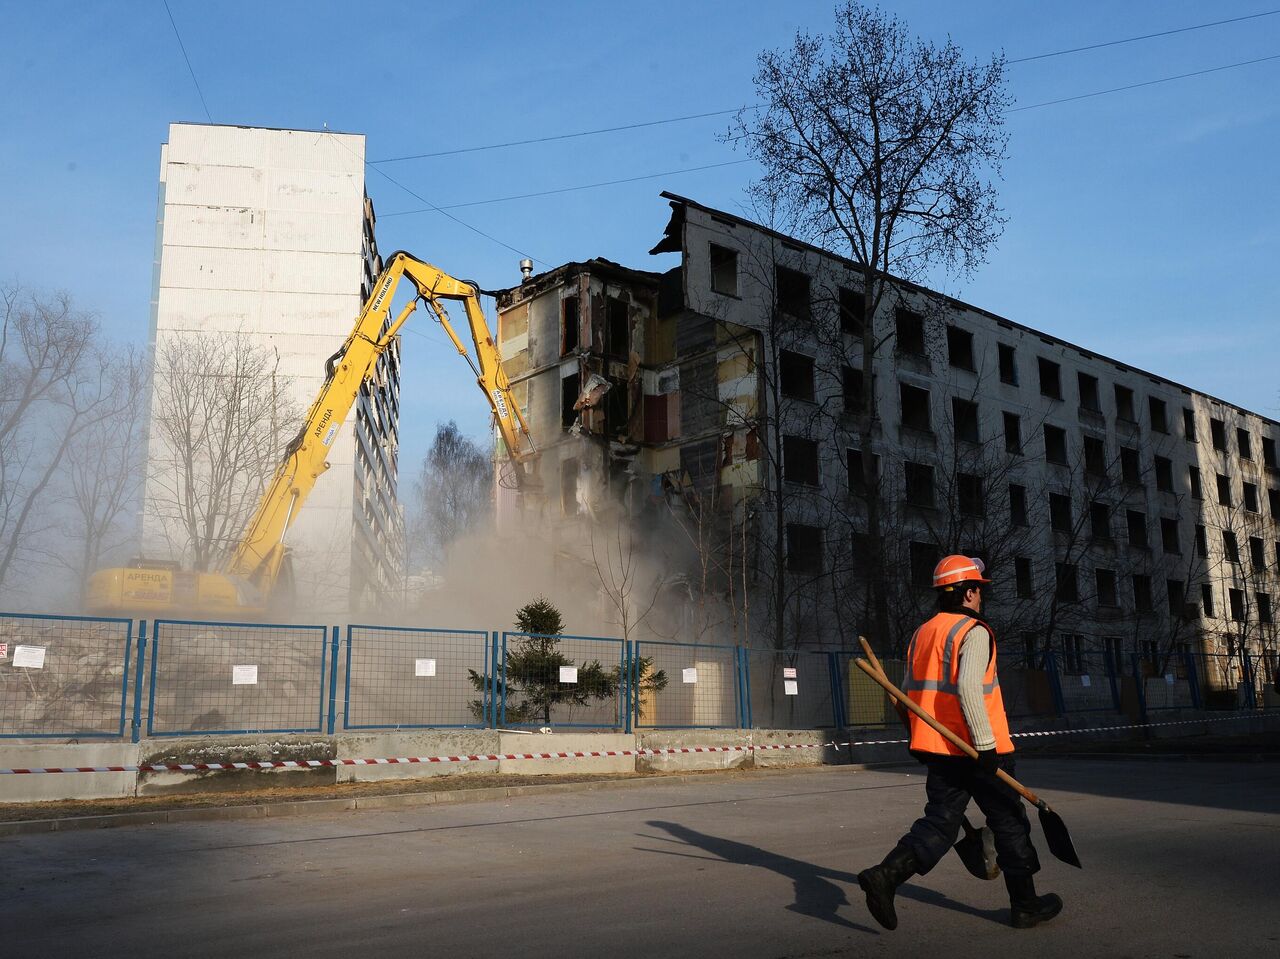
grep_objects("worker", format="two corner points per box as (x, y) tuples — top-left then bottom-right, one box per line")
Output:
(857, 555), (1063, 930)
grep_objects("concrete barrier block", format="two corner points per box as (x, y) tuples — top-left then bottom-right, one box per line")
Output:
(497, 732), (634, 775)
(752, 729), (831, 767)
(137, 734), (336, 795)
(635, 729), (752, 773)
(0, 742), (140, 803)
(334, 730), (501, 782)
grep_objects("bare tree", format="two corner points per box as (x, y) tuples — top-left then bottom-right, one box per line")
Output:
(0, 285), (121, 600)
(58, 347), (149, 604)
(146, 332), (298, 572)
(589, 509), (666, 646)
(727, 1), (1009, 649)
(410, 420), (492, 574)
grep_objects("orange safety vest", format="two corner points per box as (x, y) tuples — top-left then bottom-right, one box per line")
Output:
(904, 612), (1014, 756)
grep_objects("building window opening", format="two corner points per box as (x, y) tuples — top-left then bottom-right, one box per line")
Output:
(606, 297), (629, 359)
(710, 244), (738, 296)
(561, 296), (579, 355)
(561, 372), (580, 432)
(780, 350), (816, 402)
(775, 265), (811, 320)
(786, 523), (824, 574)
(840, 287), (864, 338)
(1038, 357), (1062, 400)
(895, 307), (926, 356)
(947, 325), (975, 371)
(900, 383), (931, 432)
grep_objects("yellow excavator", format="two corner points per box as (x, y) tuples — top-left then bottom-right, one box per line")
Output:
(86, 252), (535, 618)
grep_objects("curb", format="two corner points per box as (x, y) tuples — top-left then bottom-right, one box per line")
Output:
(0, 765), (858, 837)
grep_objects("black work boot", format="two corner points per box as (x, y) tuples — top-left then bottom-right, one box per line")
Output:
(857, 844), (919, 930)
(1005, 873), (1063, 928)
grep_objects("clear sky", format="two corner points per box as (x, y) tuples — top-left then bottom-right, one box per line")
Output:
(3, 1), (1278, 477)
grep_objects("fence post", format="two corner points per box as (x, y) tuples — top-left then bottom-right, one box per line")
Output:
(1184, 651), (1202, 710)
(827, 653), (844, 728)
(1242, 652), (1257, 710)
(1045, 650), (1066, 717)
(623, 641), (633, 734)
(131, 620), (148, 744)
(326, 626), (340, 735)
(1105, 653), (1122, 714)
(1130, 653), (1148, 724)
(733, 647), (744, 728)
(740, 648), (753, 729)
(499, 632), (508, 727)
(145, 620), (162, 738)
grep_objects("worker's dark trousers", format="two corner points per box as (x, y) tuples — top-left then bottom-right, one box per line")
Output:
(897, 753), (1040, 878)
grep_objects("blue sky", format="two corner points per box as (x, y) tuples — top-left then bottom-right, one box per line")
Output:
(3, 1), (1278, 475)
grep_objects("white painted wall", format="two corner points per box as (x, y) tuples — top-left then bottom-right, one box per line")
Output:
(142, 123), (369, 615)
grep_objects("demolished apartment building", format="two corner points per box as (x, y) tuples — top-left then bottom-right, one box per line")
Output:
(496, 192), (1280, 681)
(493, 257), (760, 532)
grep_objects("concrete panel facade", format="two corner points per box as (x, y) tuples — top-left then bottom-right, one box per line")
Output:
(141, 123), (402, 617)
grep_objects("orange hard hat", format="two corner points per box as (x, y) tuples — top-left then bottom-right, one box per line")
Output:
(932, 554), (992, 590)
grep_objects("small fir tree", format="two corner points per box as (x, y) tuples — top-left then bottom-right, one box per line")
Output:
(469, 597), (619, 725)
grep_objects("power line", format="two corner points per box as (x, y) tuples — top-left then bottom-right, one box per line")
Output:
(381, 159), (753, 218)
(1010, 52), (1280, 112)
(1009, 8), (1280, 64)
(368, 11), (1280, 164)
(383, 44), (1279, 217)
(323, 132), (549, 267)
(370, 108), (751, 164)
(162, 0), (212, 123)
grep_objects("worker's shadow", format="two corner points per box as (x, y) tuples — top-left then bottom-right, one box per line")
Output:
(637, 820), (877, 933)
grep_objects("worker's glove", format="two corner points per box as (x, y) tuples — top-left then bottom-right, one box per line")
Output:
(975, 748), (999, 776)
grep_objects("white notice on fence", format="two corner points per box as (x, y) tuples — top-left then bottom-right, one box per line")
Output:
(415, 658), (437, 677)
(682, 667), (698, 684)
(1165, 673), (1175, 685)
(559, 666), (578, 684)
(1080, 674), (1092, 688)
(784, 679), (799, 696)
(232, 665), (258, 686)
(0, 642), (8, 659)
(783, 667), (797, 679)
(13, 645), (45, 669)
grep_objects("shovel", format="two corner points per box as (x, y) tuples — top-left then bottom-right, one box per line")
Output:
(857, 637), (1000, 880)
(854, 656), (1082, 869)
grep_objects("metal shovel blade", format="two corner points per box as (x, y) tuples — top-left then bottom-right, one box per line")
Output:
(1036, 800), (1082, 869)
(954, 817), (1000, 880)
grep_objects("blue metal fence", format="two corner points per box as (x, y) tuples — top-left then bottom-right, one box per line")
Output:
(146, 619), (329, 737)
(741, 648), (841, 729)
(0, 612), (134, 738)
(631, 640), (741, 729)
(2, 610), (1275, 740)
(497, 632), (626, 728)
(342, 624), (490, 730)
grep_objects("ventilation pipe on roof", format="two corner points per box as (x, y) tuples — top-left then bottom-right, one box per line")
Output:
(519, 258), (534, 282)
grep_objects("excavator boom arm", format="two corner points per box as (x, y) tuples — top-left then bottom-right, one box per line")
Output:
(226, 252), (533, 592)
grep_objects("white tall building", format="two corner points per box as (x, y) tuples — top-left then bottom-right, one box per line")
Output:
(142, 122), (403, 616)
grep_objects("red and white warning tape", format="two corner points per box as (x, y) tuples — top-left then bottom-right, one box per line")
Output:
(0, 742), (829, 775)
(0, 711), (1272, 775)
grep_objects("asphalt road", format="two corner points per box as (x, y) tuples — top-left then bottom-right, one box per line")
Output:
(3, 759), (1277, 958)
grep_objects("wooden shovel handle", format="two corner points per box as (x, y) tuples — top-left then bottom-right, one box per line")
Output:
(859, 636), (908, 727)
(854, 657), (1040, 806)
